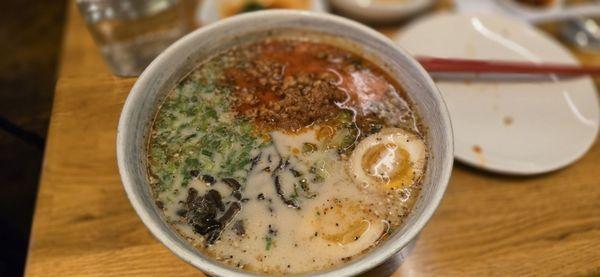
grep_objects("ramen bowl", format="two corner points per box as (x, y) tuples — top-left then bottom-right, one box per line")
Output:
(117, 10), (453, 277)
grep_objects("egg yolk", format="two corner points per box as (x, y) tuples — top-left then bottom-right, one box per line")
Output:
(360, 143), (414, 189)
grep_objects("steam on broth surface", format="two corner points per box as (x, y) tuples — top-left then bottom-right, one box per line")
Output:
(148, 38), (427, 274)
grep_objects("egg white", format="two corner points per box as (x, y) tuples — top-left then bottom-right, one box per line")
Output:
(304, 197), (387, 256)
(349, 128), (426, 191)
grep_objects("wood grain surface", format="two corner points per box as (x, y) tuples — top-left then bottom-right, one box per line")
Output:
(25, 1), (600, 276)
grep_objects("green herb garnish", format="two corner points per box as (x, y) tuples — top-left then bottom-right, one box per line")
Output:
(265, 236), (274, 250)
(148, 57), (267, 192)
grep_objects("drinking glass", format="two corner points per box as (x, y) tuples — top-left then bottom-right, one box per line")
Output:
(77, 0), (197, 77)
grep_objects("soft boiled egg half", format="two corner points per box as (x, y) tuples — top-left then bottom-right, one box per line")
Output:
(308, 197), (388, 256)
(349, 128), (426, 191)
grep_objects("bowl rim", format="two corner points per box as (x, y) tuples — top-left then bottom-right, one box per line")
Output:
(117, 9), (453, 277)
(330, 0), (436, 17)
(199, 0), (330, 25)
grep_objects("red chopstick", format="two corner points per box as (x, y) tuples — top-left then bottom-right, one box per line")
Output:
(416, 56), (600, 76)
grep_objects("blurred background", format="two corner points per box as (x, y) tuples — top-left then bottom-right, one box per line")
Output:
(0, 1), (66, 276)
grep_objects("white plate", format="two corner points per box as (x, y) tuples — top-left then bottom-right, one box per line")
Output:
(329, 0), (436, 23)
(455, 0), (600, 23)
(199, 0), (328, 25)
(395, 13), (599, 175)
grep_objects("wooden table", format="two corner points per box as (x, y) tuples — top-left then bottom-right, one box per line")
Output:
(25, 2), (600, 276)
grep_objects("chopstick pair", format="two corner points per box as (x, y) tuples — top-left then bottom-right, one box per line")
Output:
(416, 56), (600, 76)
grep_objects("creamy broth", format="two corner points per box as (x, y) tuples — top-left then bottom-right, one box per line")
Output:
(148, 38), (427, 274)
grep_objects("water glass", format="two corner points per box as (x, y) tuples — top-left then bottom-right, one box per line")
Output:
(77, 0), (197, 77)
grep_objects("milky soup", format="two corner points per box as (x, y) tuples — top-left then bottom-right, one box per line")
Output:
(147, 38), (428, 274)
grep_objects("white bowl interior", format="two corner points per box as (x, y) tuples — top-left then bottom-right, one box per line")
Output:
(117, 10), (453, 277)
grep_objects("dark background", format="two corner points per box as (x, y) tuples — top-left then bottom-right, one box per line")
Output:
(0, 0), (66, 276)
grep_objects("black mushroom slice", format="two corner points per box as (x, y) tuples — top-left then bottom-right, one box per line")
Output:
(186, 187), (198, 203)
(183, 187), (245, 245)
(201, 174), (216, 185)
(219, 202), (241, 226)
(189, 170), (200, 178)
(222, 178), (241, 191)
(270, 157), (300, 209)
(274, 175), (300, 209)
(289, 167), (302, 177)
(279, 159), (290, 170)
(205, 228), (222, 245)
(250, 153), (262, 171)
(185, 188), (219, 234)
(232, 220), (245, 236)
(205, 189), (226, 212)
(184, 188), (221, 239)
(204, 202), (242, 245)
(194, 219), (221, 236)
(176, 209), (187, 217)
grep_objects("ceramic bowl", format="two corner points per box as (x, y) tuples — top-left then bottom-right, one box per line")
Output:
(497, 0), (563, 13)
(199, 0), (329, 25)
(329, 0), (436, 23)
(117, 10), (453, 277)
